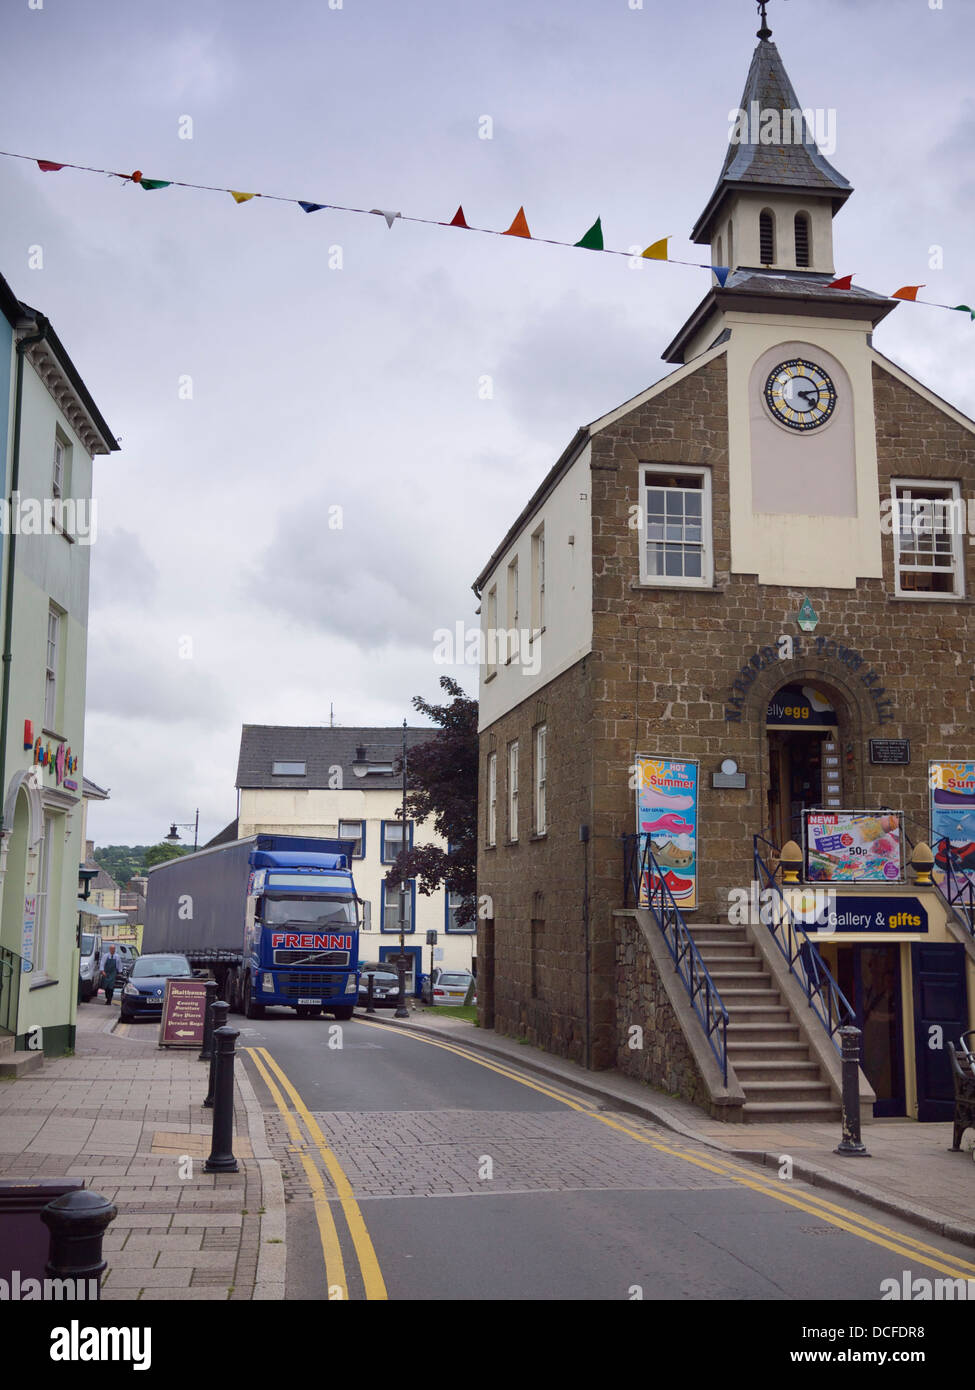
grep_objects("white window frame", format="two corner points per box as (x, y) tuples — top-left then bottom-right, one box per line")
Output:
(506, 557), (519, 630)
(534, 724), (546, 836)
(338, 819), (365, 858)
(271, 761), (306, 776)
(52, 436), (65, 499)
(44, 606), (61, 730)
(485, 585), (498, 677)
(381, 819), (411, 864)
(531, 525), (545, 636)
(639, 464), (713, 588)
(891, 479), (965, 599)
(508, 741), (519, 843)
(381, 879), (414, 933)
(487, 752), (497, 846)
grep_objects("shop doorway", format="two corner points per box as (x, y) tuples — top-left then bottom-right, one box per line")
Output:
(911, 943), (969, 1122)
(822, 943), (906, 1117)
(766, 682), (842, 849)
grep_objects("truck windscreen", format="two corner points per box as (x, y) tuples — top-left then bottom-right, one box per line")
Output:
(263, 897), (356, 928)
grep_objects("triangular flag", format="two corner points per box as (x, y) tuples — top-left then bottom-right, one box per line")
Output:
(952, 305), (975, 320)
(298, 201), (326, 213)
(574, 217), (603, 251)
(370, 208), (401, 229)
(641, 237), (669, 261)
(828, 274), (854, 290)
(139, 179), (170, 191)
(503, 206), (531, 238)
(448, 205), (469, 228)
(892, 285), (925, 301)
(230, 190), (256, 204)
(37, 160), (65, 172)
(712, 265), (731, 287)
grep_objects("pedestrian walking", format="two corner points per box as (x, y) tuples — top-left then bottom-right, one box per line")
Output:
(100, 943), (119, 1006)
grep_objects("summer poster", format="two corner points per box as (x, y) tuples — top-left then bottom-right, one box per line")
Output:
(930, 761), (975, 890)
(804, 810), (902, 883)
(636, 757), (698, 909)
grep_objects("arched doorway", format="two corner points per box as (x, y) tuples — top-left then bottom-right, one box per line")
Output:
(765, 679), (851, 848)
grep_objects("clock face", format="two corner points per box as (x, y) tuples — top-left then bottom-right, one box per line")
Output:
(764, 359), (837, 431)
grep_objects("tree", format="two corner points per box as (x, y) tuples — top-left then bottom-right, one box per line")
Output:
(143, 842), (190, 869)
(385, 677), (478, 926)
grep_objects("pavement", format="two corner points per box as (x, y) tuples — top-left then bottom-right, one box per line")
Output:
(0, 996), (285, 1301)
(374, 1005), (975, 1250)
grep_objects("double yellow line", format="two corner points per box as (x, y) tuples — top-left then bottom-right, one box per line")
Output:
(245, 1046), (387, 1301)
(356, 1020), (975, 1285)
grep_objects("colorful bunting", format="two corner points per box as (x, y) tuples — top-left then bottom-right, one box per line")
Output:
(4, 147), (975, 321)
(642, 237), (669, 260)
(574, 217), (603, 251)
(503, 206), (531, 239)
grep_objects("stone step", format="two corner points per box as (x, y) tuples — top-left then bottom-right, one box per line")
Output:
(733, 1060), (823, 1082)
(742, 1100), (843, 1124)
(726, 1040), (811, 1062)
(0, 1032), (14, 1058)
(694, 926), (749, 944)
(739, 1079), (834, 1104)
(696, 945), (760, 962)
(706, 970), (771, 988)
(0, 1051), (43, 1080)
(727, 1027), (802, 1049)
(718, 989), (783, 1009)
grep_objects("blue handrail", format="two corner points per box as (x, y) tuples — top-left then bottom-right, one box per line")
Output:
(752, 836), (855, 1047)
(622, 834), (729, 1084)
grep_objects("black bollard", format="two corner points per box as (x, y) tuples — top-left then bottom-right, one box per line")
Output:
(366, 972), (376, 1014)
(204, 1023), (240, 1174)
(41, 1188), (117, 1299)
(204, 999), (228, 1109)
(198, 979), (219, 1062)
(834, 1025), (871, 1157)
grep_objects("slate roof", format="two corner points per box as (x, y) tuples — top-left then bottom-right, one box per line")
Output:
(236, 725), (438, 791)
(692, 37), (852, 244)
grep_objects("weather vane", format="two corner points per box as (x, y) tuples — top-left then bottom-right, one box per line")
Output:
(757, 0), (772, 41)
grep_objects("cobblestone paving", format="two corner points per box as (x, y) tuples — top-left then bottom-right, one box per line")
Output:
(271, 1108), (739, 1200)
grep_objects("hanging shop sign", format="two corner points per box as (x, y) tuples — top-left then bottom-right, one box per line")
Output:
(724, 635), (895, 724)
(930, 761), (975, 892)
(22, 895), (36, 971)
(30, 728), (79, 787)
(635, 757), (699, 909)
(766, 683), (837, 726)
(804, 809), (903, 883)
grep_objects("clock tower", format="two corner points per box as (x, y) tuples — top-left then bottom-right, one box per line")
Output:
(664, 7), (899, 591)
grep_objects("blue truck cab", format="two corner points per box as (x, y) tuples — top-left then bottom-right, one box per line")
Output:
(243, 845), (360, 1019)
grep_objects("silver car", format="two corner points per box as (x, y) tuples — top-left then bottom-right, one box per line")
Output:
(427, 970), (475, 1006)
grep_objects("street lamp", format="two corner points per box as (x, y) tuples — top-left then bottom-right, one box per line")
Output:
(165, 810), (199, 852)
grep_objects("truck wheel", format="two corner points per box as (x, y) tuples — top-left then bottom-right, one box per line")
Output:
(331, 1006), (354, 1021)
(243, 977), (265, 1020)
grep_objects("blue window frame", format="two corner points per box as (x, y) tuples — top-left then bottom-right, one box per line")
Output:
(381, 879), (416, 933)
(381, 819), (414, 863)
(444, 890), (473, 933)
(338, 819), (366, 859)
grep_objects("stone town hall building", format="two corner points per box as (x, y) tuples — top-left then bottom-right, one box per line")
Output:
(473, 17), (975, 1124)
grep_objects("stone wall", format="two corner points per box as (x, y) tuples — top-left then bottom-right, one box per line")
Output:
(615, 914), (711, 1111)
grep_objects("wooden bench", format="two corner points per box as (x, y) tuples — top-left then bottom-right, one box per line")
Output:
(948, 1030), (975, 1153)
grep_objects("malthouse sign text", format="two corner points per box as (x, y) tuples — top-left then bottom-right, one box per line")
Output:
(724, 636), (895, 725)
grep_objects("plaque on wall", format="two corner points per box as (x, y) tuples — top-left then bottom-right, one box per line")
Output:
(869, 740), (910, 765)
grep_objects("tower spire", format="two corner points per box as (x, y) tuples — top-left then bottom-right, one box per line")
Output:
(757, 0), (772, 42)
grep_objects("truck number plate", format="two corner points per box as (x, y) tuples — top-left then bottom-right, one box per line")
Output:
(298, 998), (323, 1005)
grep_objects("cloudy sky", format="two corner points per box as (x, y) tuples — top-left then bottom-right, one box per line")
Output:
(2, 0), (973, 846)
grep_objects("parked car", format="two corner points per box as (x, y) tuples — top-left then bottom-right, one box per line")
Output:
(78, 930), (102, 1002)
(424, 969), (475, 1006)
(120, 953), (193, 1022)
(356, 966), (402, 1009)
